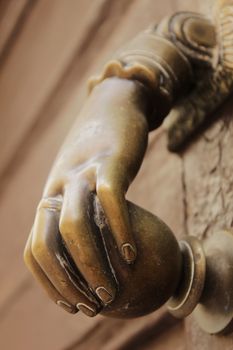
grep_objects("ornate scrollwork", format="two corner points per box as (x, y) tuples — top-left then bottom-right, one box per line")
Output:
(164, 1), (233, 150)
(90, 1), (233, 150)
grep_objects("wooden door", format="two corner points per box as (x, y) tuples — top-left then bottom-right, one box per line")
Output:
(0, 0), (232, 349)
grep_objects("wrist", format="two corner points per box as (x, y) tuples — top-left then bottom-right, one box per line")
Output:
(88, 12), (216, 131)
(88, 77), (151, 132)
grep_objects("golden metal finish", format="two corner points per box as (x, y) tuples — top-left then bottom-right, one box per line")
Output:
(24, 0), (233, 335)
(97, 201), (182, 318)
(167, 237), (206, 319)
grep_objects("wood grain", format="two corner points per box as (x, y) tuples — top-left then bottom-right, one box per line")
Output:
(0, 0), (35, 64)
(0, 0), (106, 176)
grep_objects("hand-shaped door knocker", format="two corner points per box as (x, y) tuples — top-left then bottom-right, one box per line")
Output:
(24, 0), (233, 334)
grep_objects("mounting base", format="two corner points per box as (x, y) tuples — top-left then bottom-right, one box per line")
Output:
(194, 230), (233, 334)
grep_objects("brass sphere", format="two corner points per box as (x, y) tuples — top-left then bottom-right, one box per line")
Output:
(99, 202), (182, 318)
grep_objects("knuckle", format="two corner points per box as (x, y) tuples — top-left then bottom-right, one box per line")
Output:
(37, 196), (62, 212)
(31, 236), (44, 260)
(59, 219), (70, 238)
(23, 244), (32, 266)
(59, 216), (80, 240)
(31, 234), (55, 268)
(96, 181), (114, 199)
(30, 227), (51, 261)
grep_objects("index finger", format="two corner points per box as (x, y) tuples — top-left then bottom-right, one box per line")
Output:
(96, 162), (136, 264)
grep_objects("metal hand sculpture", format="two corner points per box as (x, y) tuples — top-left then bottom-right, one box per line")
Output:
(24, 0), (233, 333)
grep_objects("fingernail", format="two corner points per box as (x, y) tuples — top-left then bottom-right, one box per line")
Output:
(57, 300), (76, 313)
(77, 303), (97, 317)
(121, 243), (136, 263)
(96, 286), (114, 304)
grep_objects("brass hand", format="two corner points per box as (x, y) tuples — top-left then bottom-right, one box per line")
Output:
(24, 77), (150, 316)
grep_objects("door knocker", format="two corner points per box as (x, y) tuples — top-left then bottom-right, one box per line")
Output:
(24, 0), (233, 334)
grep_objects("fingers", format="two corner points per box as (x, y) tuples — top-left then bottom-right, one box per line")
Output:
(96, 162), (136, 264)
(30, 197), (101, 317)
(59, 180), (117, 306)
(24, 233), (76, 314)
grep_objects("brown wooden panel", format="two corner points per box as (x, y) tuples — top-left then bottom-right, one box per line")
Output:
(0, 280), (103, 350)
(0, 0), (106, 176)
(68, 310), (183, 350)
(143, 322), (186, 350)
(0, 0), (33, 60)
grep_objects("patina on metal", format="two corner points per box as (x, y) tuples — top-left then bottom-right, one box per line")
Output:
(167, 236), (206, 319)
(24, 0), (233, 335)
(163, 0), (233, 150)
(95, 199), (182, 318)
